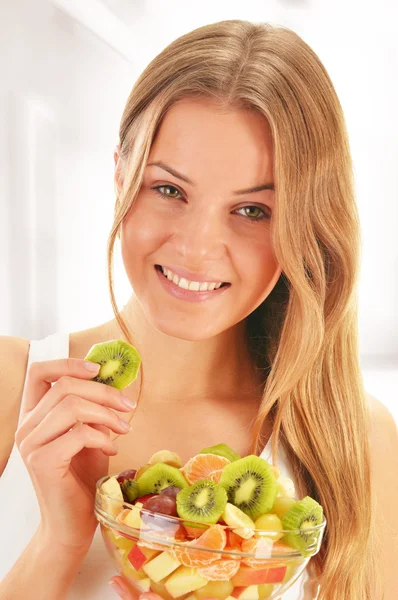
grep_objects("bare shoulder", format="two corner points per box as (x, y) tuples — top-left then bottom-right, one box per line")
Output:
(0, 336), (30, 475)
(365, 390), (397, 443)
(364, 390), (398, 599)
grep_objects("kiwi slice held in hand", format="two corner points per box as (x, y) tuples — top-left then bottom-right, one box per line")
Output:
(219, 455), (277, 521)
(199, 443), (241, 462)
(136, 463), (189, 496)
(84, 339), (141, 390)
(176, 479), (228, 524)
(281, 496), (324, 557)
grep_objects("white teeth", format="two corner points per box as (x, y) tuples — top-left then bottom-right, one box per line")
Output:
(160, 266), (224, 292)
(178, 278), (189, 290)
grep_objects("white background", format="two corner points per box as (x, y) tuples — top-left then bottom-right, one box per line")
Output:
(0, 0), (396, 421)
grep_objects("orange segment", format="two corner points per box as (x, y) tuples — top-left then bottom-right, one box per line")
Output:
(172, 524), (227, 567)
(181, 453), (230, 484)
(198, 558), (240, 580)
(241, 536), (273, 567)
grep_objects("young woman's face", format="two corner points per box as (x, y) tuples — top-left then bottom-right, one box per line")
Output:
(119, 97), (282, 340)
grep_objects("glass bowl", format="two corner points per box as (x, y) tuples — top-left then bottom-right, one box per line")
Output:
(95, 474), (326, 600)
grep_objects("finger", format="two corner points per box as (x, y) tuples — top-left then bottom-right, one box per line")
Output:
(23, 424), (118, 477)
(18, 373), (134, 439)
(19, 395), (131, 455)
(21, 358), (101, 415)
(109, 576), (140, 599)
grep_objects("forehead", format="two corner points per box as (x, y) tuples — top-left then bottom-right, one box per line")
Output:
(148, 97), (274, 187)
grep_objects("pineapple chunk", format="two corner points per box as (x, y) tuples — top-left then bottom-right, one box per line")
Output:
(165, 566), (208, 598)
(143, 551), (181, 582)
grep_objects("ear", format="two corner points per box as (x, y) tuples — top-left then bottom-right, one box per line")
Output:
(114, 144), (124, 196)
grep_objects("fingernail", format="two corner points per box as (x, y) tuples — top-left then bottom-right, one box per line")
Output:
(84, 361), (100, 372)
(121, 396), (137, 409)
(119, 417), (132, 431)
(109, 580), (124, 596)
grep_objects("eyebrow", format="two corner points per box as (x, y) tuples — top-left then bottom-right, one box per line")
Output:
(146, 161), (275, 195)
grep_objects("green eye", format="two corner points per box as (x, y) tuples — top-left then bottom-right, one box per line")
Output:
(236, 206), (270, 221)
(151, 185), (182, 199)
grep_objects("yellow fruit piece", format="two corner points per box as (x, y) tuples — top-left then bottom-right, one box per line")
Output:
(148, 450), (184, 468)
(101, 476), (124, 518)
(106, 527), (136, 552)
(165, 566), (208, 598)
(222, 503), (255, 540)
(121, 504), (143, 529)
(150, 579), (177, 600)
(258, 583), (274, 599)
(195, 579), (234, 599)
(142, 551), (182, 582)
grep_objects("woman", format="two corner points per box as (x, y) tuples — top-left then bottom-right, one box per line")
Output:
(0, 19), (396, 600)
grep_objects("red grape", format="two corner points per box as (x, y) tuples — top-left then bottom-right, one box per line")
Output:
(143, 495), (178, 517)
(116, 469), (137, 484)
(160, 486), (182, 499)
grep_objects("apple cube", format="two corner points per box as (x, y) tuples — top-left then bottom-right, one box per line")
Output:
(150, 579), (177, 600)
(122, 504), (143, 529)
(128, 544), (148, 571)
(196, 580), (234, 600)
(142, 551), (182, 582)
(232, 566), (269, 587)
(139, 545), (161, 561)
(122, 552), (148, 582)
(101, 476), (124, 518)
(232, 585), (260, 600)
(165, 566), (208, 598)
(264, 566), (287, 583)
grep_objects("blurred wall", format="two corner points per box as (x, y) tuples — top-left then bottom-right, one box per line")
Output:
(0, 0), (397, 416)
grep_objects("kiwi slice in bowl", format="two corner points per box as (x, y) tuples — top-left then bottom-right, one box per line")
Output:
(199, 443), (241, 462)
(219, 455), (277, 521)
(84, 339), (141, 390)
(136, 463), (189, 496)
(281, 496), (324, 557)
(176, 480), (228, 524)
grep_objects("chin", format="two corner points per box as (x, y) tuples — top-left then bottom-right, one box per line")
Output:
(151, 316), (221, 342)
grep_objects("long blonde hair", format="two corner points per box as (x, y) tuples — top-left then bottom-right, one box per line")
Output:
(107, 20), (379, 599)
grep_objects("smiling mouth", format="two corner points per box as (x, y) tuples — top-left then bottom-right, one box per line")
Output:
(155, 265), (230, 292)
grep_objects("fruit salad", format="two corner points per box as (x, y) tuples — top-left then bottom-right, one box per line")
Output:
(95, 444), (326, 600)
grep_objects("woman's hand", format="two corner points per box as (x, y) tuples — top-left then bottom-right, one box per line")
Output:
(15, 358), (135, 551)
(108, 579), (162, 600)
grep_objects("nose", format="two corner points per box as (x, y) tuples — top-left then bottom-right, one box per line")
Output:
(172, 205), (227, 265)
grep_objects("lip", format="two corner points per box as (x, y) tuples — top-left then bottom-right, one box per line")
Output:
(155, 266), (231, 302)
(156, 264), (229, 284)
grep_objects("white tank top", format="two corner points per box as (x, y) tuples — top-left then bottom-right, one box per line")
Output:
(0, 332), (318, 598)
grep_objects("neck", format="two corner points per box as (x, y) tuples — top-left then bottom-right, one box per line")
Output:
(104, 295), (264, 402)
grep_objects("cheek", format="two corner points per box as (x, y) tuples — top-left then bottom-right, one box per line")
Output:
(120, 204), (167, 267)
(239, 236), (279, 289)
